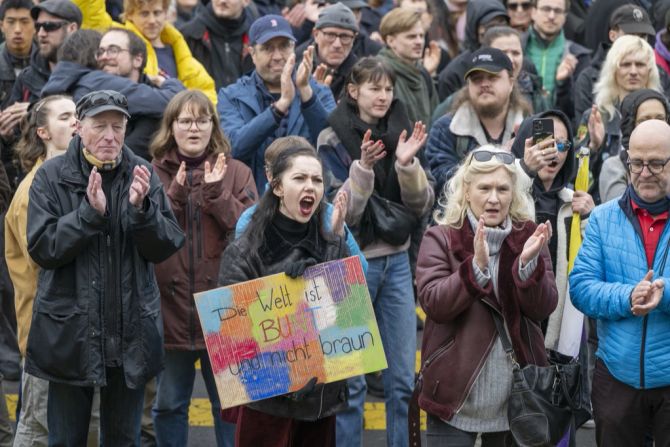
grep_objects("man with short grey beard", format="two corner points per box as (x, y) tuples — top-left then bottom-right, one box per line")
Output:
(425, 46), (531, 195)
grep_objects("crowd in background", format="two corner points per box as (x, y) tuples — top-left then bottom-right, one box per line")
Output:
(0, 0), (669, 446)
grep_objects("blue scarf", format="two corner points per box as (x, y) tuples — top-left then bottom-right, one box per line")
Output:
(625, 185), (670, 216)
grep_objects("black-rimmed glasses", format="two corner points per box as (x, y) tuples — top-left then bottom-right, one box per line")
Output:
(627, 156), (670, 174)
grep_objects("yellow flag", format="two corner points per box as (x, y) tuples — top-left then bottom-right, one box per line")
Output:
(568, 148), (590, 272)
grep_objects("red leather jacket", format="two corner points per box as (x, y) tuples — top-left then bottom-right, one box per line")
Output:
(415, 220), (558, 421)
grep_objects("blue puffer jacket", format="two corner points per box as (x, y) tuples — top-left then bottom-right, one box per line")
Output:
(569, 195), (670, 389)
(217, 71), (336, 194)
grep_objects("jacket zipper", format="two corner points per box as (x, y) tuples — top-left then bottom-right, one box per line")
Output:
(640, 315), (648, 389)
(187, 170), (196, 349)
(196, 203), (203, 259)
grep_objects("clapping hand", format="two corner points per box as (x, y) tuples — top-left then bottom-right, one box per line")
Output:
(204, 153), (227, 183)
(631, 270), (665, 317)
(474, 217), (489, 272)
(296, 46), (315, 102)
(520, 220), (552, 266)
(359, 129), (386, 169)
(87, 167), (107, 215)
(129, 165), (151, 209)
(396, 121), (427, 166)
(330, 190), (348, 237)
(587, 105), (604, 151)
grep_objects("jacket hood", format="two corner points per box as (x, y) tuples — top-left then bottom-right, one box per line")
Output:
(40, 61), (90, 97)
(511, 109), (576, 193)
(464, 0), (509, 51)
(620, 88), (670, 150)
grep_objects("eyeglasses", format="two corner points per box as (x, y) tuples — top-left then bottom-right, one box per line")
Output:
(319, 31), (356, 45)
(626, 156), (670, 174)
(175, 117), (213, 131)
(35, 21), (68, 32)
(537, 5), (566, 15)
(470, 150), (515, 165)
(96, 45), (130, 59)
(556, 139), (572, 152)
(507, 2), (532, 11)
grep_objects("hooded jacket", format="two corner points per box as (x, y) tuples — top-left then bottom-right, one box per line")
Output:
(179, 4), (257, 91)
(25, 135), (185, 388)
(511, 110), (583, 349)
(436, 0), (509, 100)
(511, 110), (576, 270)
(599, 89), (670, 203)
(41, 62), (185, 160)
(152, 150), (257, 351)
(8, 49), (50, 105)
(76, 0), (217, 104)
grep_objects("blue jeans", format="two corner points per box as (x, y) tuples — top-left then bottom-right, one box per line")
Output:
(336, 251), (416, 447)
(153, 350), (234, 447)
(48, 366), (144, 447)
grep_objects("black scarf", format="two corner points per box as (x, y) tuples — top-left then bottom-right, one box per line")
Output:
(327, 97), (412, 202)
(261, 213), (324, 265)
(625, 185), (670, 216)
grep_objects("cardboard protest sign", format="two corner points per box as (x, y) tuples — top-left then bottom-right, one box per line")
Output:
(195, 256), (387, 409)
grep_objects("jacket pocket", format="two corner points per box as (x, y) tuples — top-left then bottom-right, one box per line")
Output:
(27, 299), (88, 381)
(140, 291), (164, 378)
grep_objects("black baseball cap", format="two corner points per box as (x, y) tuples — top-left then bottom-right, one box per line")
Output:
(609, 4), (655, 36)
(464, 47), (513, 80)
(31, 0), (83, 27)
(76, 90), (130, 120)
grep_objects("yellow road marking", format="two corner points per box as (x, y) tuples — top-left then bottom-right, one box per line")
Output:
(5, 353), (426, 431)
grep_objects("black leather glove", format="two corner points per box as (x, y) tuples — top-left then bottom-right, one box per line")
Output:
(291, 377), (318, 401)
(285, 257), (318, 278)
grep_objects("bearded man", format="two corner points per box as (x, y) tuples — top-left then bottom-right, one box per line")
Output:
(426, 47), (531, 194)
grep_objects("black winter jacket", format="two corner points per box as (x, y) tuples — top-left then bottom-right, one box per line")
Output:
(25, 135), (185, 388)
(179, 4), (256, 91)
(218, 215), (350, 421)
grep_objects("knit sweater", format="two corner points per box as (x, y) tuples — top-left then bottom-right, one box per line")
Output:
(447, 210), (537, 432)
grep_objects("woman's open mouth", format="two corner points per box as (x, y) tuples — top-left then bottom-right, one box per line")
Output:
(299, 196), (315, 216)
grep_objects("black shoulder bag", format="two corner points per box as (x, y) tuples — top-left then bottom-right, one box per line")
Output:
(490, 310), (583, 447)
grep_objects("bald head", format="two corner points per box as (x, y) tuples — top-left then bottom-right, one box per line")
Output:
(630, 119), (670, 154)
(628, 119), (670, 202)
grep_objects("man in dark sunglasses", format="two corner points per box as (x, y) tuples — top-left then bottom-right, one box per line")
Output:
(1, 0), (81, 179)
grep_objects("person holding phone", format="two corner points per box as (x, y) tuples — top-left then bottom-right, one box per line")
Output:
(511, 110), (594, 340)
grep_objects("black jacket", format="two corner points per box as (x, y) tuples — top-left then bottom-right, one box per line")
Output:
(25, 135), (185, 388)
(218, 215), (350, 421)
(436, 0), (508, 100)
(8, 50), (50, 105)
(179, 4), (257, 91)
(296, 38), (359, 101)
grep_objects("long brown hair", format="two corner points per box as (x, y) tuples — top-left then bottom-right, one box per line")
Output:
(150, 90), (231, 160)
(15, 95), (72, 172)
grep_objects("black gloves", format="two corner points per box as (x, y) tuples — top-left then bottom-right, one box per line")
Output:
(285, 257), (318, 278)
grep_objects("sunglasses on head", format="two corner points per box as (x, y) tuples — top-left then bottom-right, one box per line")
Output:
(470, 150), (515, 165)
(35, 21), (69, 32)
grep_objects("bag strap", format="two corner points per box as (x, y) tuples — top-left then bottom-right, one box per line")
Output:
(489, 307), (520, 369)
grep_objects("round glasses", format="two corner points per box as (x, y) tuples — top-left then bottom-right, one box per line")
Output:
(175, 117), (213, 131)
(96, 45), (131, 59)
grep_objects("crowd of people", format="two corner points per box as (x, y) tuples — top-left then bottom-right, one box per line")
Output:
(0, 0), (668, 446)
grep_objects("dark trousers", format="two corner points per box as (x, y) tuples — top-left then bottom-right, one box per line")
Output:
(426, 414), (513, 447)
(48, 367), (145, 447)
(592, 359), (670, 447)
(235, 406), (336, 447)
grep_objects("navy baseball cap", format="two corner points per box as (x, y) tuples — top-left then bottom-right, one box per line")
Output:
(249, 15), (296, 45)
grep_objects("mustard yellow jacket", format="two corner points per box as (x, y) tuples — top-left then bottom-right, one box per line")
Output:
(74, 0), (217, 104)
(5, 159), (42, 356)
